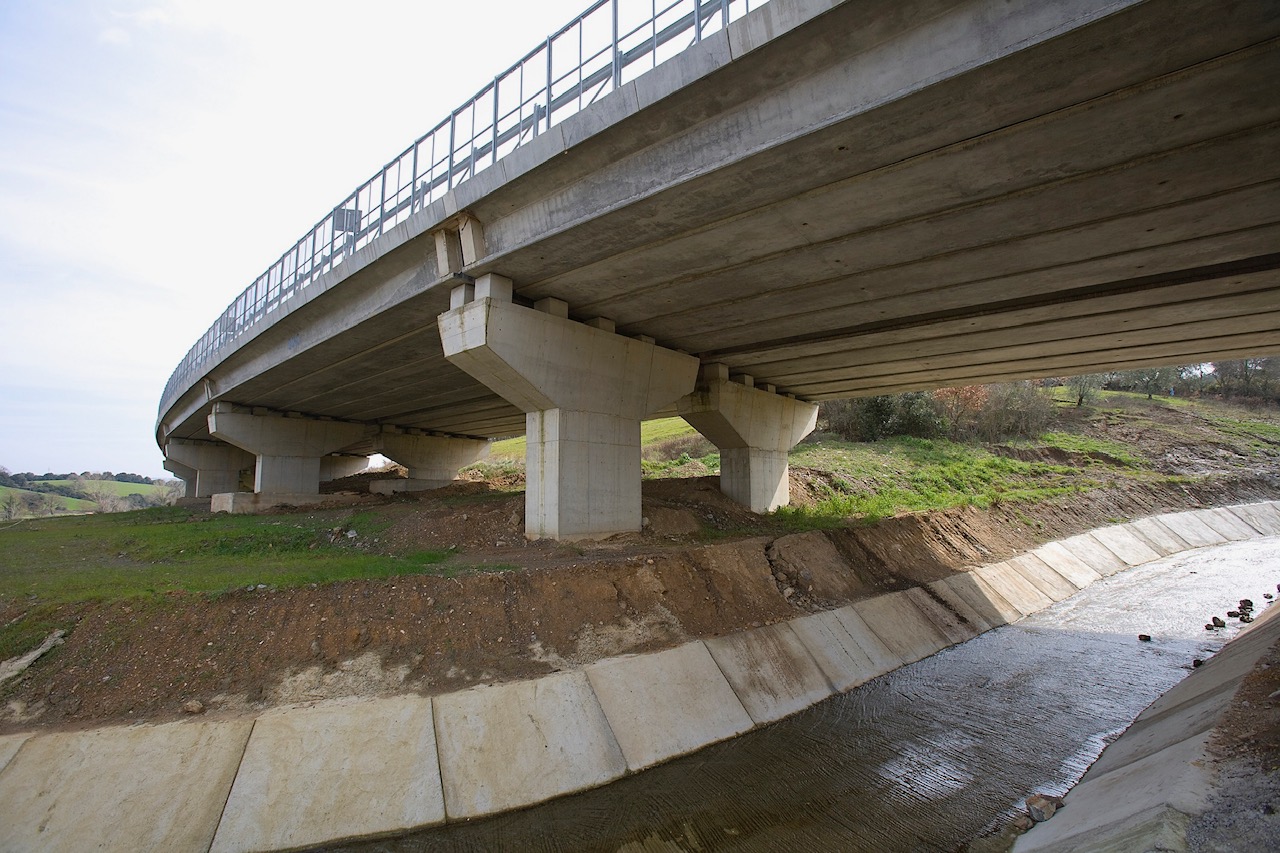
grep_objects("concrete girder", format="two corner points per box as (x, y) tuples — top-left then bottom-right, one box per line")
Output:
(161, 459), (197, 499)
(369, 432), (490, 494)
(439, 287), (698, 540)
(207, 404), (371, 498)
(163, 439), (255, 498)
(678, 364), (818, 513)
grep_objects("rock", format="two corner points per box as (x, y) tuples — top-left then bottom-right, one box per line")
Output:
(1239, 599), (1254, 610)
(1137, 634), (1152, 642)
(1026, 793), (1062, 822)
(182, 700), (205, 714)
(1265, 593), (1274, 600)
(1010, 813), (1035, 832)
(641, 516), (651, 528)
(1206, 623), (1217, 631)
(1212, 616), (1226, 628)
(1240, 614), (1254, 623)
(782, 587), (795, 599)
(1193, 659), (1204, 667)
(1227, 610), (1241, 618)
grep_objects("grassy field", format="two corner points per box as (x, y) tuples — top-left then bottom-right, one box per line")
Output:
(0, 484), (97, 513)
(38, 479), (170, 498)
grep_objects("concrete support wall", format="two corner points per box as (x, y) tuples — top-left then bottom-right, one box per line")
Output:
(162, 459), (197, 499)
(439, 283), (698, 539)
(370, 432), (489, 494)
(678, 364), (818, 512)
(319, 455), (369, 482)
(164, 440), (255, 498)
(207, 404), (369, 497)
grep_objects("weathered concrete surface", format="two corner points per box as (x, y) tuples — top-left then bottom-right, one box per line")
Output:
(1030, 540), (1104, 588)
(850, 591), (951, 664)
(1014, 598), (1280, 853)
(1055, 532), (1129, 576)
(1158, 510), (1230, 548)
(1087, 525), (1162, 567)
(1226, 501), (1280, 535)
(585, 642), (754, 771)
(830, 604), (908, 671)
(432, 671), (627, 820)
(926, 575), (998, 633)
(972, 561), (1054, 616)
(1005, 553), (1079, 601)
(210, 696), (444, 853)
(1123, 517), (1192, 556)
(0, 719), (251, 853)
(788, 608), (898, 690)
(1196, 506), (1265, 541)
(704, 621), (834, 723)
(903, 586), (981, 644)
(0, 733), (28, 773)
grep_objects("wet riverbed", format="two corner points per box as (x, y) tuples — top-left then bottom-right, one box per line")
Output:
(336, 538), (1280, 852)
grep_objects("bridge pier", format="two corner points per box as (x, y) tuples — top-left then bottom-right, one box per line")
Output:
(161, 459), (197, 499)
(369, 431), (490, 495)
(206, 404), (369, 510)
(163, 439), (254, 498)
(679, 365), (818, 513)
(439, 277), (698, 540)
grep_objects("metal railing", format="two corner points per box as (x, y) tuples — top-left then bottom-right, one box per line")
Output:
(160, 0), (768, 419)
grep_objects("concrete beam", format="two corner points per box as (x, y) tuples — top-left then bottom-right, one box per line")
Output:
(678, 364), (817, 512)
(207, 404), (370, 497)
(439, 296), (697, 539)
(319, 455), (368, 482)
(370, 432), (489, 494)
(162, 459), (197, 499)
(164, 439), (254, 497)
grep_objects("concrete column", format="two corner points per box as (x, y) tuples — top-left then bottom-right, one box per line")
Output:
(369, 432), (490, 494)
(163, 440), (255, 498)
(207, 404), (369, 501)
(678, 364), (818, 513)
(162, 459), (197, 499)
(439, 289), (698, 540)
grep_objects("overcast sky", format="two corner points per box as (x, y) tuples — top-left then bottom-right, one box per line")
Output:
(0, 0), (591, 477)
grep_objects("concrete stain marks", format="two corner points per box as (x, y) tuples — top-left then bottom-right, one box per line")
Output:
(209, 695), (444, 853)
(1157, 511), (1229, 548)
(1088, 526), (1163, 567)
(1196, 506), (1265, 541)
(432, 671), (627, 821)
(930, 573), (1019, 629)
(903, 586), (980, 644)
(787, 609), (895, 691)
(1055, 533), (1129, 576)
(1030, 541), (1103, 589)
(1124, 517), (1193, 556)
(1005, 554), (1078, 602)
(972, 562), (1053, 617)
(704, 621), (835, 725)
(1225, 502), (1280, 535)
(829, 605), (908, 672)
(925, 576), (997, 633)
(0, 733), (29, 775)
(585, 642), (753, 772)
(850, 591), (951, 664)
(0, 719), (252, 853)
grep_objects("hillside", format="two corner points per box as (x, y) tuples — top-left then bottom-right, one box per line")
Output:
(0, 391), (1277, 732)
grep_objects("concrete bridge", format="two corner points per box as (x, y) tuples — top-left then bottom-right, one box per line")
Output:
(157, 0), (1280, 539)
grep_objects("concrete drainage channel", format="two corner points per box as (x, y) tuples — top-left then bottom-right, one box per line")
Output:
(0, 503), (1278, 852)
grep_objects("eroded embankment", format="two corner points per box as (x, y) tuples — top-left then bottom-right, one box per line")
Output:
(2, 475), (1277, 733)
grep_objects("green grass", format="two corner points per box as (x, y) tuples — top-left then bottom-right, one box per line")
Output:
(40, 479), (169, 497)
(783, 436), (1100, 526)
(490, 416), (698, 462)
(0, 484), (96, 513)
(0, 507), (455, 607)
(1035, 432), (1147, 467)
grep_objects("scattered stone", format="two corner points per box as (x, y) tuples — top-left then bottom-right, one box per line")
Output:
(182, 700), (205, 714)
(1026, 793), (1063, 822)
(1265, 593), (1274, 600)
(1010, 813), (1035, 832)
(1193, 659), (1204, 667)
(782, 587), (795, 599)
(1228, 610), (1241, 618)
(1240, 614), (1254, 623)
(641, 516), (651, 528)
(345, 529), (357, 539)
(1206, 623), (1217, 631)
(1138, 634), (1152, 642)
(1212, 616), (1227, 628)
(1239, 599), (1254, 611)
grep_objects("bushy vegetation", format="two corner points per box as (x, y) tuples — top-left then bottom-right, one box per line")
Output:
(820, 382), (1055, 443)
(0, 467), (181, 518)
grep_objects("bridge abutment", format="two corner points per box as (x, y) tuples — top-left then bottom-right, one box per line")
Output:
(439, 279), (698, 540)
(206, 404), (370, 509)
(369, 431), (490, 495)
(163, 439), (254, 498)
(679, 364), (818, 513)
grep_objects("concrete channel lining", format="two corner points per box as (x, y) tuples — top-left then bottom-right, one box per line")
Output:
(209, 695), (445, 853)
(585, 642), (754, 772)
(0, 719), (252, 853)
(1055, 532), (1130, 576)
(1225, 501), (1280, 536)
(1197, 506), (1268, 540)
(1, 503), (1277, 851)
(1087, 525), (1163, 566)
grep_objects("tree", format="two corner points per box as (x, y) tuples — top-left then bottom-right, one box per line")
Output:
(1, 493), (20, 520)
(1067, 373), (1104, 407)
(1119, 366), (1178, 399)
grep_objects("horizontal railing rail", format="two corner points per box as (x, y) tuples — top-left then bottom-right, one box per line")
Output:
(159, 0), (767, 423)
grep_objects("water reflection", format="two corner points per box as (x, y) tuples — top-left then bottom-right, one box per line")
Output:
(335, 538), (1279, 852)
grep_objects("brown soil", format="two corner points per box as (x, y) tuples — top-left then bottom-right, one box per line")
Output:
(2, 467), (1277, 735)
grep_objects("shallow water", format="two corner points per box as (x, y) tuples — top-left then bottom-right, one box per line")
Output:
(335, 538), (1280, 852)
